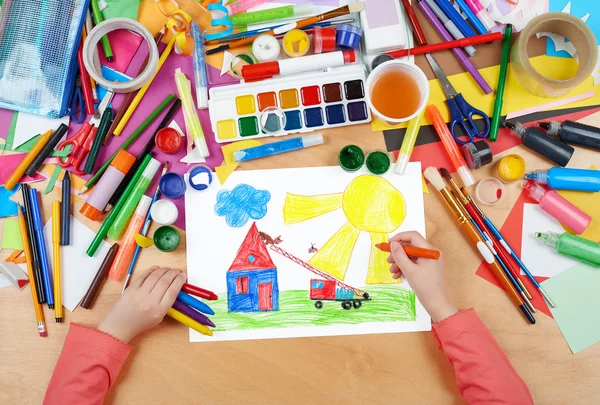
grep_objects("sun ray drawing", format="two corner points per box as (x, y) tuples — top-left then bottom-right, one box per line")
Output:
(283, 175), (406, 284)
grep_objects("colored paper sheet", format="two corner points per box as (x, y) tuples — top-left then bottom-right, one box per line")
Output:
(0, 109), (13, 141)
(101, 0), (140, 20)
(43, 165), (88, 203)
(0, 186), (19, 218)
(0, 274), (12, 289)
(13, 134), (70, 157)
(547, 1), (600, 58)
(2, 111), (18, 149)
(557, 167), (600, 243)
(43, 217), (111, 312)
(0, 154), (46, 186)
(371, 55), (600, 132)
(11, 112), (69, 150)
(521, 203), (581, 277)
(44, 164), (63, 194)
(1, 218), (23, 250)
(185, 163), (429, 342)
(505, 91), (595, 120)
(542, 263), (600, 354)
(98, 29), (144, 74)
(480, 0), (549, 32)
(96, 66), (132, 108)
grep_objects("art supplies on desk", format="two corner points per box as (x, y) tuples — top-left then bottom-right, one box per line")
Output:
(52, 200), (63, 322)
(0, 262), (29, 290)
(209, 65), (371, 143)
(525, 168), (600, 192)
(4, 129), (53, 191)
(61, 171), (71, 245)
(21, 185), (45, 304)
(30, 188), (54, 309)
(540, 120), (600, 150)
(80, 243), (119, 309)
(504, 121), (574, 167)
(536, 232), (600, 267)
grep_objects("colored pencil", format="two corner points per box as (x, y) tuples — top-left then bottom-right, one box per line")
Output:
(386, 31), (503, 58)
(18, 206), (47, 337)
(21, 185), (45, 304)
(4, 129), (53, 191)
(167, 308), (213, 337)
(52, 201), (63, 322)
(400, 0), (428, 45)
(177, 291), (215, 315)
(490, 24), (513, 142)
(172, 299), (216, 328)
(182, 283), (219, 301)
(61, 171), (71, 245)
(375, 243), (440, 260)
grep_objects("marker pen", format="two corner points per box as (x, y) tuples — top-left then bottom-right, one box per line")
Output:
(525, 168), (600, 192)
(424, 0), (477, 56)
(539, 120), (600, 151)
(242, 50), (355, 80)
(536, 231), (600, 267)
(523, 181), (591, 235)
(191, 22), (208, 109)
(504, 121), (574, 167)
(234, 134), (324, 162)
(426, 105), (475, 187)
(454, 0), (488, 35)
(464, 0), (496, 32)
(432, 0), (477, 38)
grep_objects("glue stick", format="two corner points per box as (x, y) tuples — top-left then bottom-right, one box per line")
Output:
(108, 196), (152, 281)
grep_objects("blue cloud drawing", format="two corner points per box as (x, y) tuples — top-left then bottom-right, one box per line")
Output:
(214, 184), (271, 228)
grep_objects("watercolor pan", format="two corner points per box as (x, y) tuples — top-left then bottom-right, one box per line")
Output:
(208, 65), (371, 143)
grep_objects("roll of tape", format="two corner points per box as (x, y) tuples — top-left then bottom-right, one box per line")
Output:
(512, 12), (598, 98)
(83, 18), (159, 93)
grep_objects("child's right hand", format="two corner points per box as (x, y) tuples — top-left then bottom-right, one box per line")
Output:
(387, 231), (458, 322)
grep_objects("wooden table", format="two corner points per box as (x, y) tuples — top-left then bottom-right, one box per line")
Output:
(1, 14), (600, 405)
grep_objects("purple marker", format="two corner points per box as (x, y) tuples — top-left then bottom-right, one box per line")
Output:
(417, 0), (492, 94)
(172, 299), (216, 328)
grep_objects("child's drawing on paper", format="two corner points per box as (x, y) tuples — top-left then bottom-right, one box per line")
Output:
(186, 165), (430, 342)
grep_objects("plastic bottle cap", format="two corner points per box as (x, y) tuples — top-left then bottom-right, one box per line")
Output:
(336, 24), (363, 50)
(159, 172), (187, 199)
(80, 203), (102, 222)
(497, 154), (526, 183)
(252, 34), (281, 62)
(282, 29), (310, 57)
(338, 145), (365, 172)
(476, 177), (505, 205)
(313, 26), (337, 54)
(365, 151), (391, 175)
(112, 149), (137, 173)
(155, 127), (183, 154)
(153, 225), (181, 252)
(462, 140), (493, 169)
(150, 199), (179, 225)
(188, 164), (213, 191)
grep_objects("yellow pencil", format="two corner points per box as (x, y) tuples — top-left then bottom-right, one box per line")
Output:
(112, 37), (176, 136)
(18, 207), (47, 337)
(167, 308), (213, 337)
(4, 129), (53, 191)
(52, 200), (63, 323)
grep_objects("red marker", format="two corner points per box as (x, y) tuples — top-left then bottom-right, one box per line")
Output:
(182, 283), (218, 301)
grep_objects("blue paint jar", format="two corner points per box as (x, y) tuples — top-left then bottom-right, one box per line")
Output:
(525, 168), (600, 192)
(336, 24), (363, 49)
(159, 172), (187, 199)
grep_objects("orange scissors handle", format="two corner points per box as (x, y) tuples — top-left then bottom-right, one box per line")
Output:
(57, 123), (93, 168)
(71, 126), (98, 175)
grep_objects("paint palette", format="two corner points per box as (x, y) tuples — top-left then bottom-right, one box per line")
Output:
(208, 65), (371, 143)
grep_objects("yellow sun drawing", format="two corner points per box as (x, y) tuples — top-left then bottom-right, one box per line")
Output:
(283, 175), (405, 284)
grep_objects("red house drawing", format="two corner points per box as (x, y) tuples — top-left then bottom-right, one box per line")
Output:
(227, 223), (279, 312)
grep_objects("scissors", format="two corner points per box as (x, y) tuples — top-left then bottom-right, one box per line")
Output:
(57, 92), (114, 175)
(70, 75), (85, 124)
(425, 54), (490, 145)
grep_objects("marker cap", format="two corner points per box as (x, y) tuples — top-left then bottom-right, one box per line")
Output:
(111, 150), (137, 174)
(80, 203), (102, 222)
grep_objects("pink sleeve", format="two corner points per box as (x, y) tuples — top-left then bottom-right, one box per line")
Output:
(43, 323), (132, 405)
(432, 309), (533, 405)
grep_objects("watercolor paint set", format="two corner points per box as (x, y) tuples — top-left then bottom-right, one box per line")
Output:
(208, 64), (371, 143)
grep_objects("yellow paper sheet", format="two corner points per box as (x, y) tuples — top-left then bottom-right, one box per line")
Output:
(372, 55), (600, 132)
(558, 166), (600, 242)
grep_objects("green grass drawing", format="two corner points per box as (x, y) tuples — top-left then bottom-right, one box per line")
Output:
(211, 285), (416, 332)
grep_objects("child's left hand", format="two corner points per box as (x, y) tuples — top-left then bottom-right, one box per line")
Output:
(98, 267), (187, 343)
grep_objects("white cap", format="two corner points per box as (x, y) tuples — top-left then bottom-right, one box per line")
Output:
(457, 166), (475, 187)
(293, 3), (314, 17)
(301, 133), (324, 148)
(395, 154), (410, 175)
(196, 89), (208, 110)
(477, 11), (496, 32)
(142, 158), (161, 179)
(150, 199), (179, 226)
(135, 195), (152, 216)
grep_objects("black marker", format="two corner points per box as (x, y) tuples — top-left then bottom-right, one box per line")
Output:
(539, 120), (600, 151)
(504, 121), (574, 167)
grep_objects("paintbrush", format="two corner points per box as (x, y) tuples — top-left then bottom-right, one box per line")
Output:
(206, 2), (365, 54)
(423, 167), (535, 324)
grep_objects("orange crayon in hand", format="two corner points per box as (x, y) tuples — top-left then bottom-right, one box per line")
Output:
(375, 243), (441, 260)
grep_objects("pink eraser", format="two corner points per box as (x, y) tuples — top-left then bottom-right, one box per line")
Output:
(0, 262), (29, 290)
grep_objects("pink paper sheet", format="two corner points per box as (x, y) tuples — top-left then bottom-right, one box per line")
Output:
(98, 30), (144, 74)
(0, 153), (46, 186)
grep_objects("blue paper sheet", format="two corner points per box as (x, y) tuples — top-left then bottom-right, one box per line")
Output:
(95, 65), (132, 108)
(0, 186), (19, 218)
(547, 0), (600, 58)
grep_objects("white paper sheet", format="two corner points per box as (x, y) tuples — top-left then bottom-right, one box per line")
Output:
(0, 273), (12, 288)
(43, 217), (111, 311)
(185, 164), (430, 342)
(12, 112), (69, 150)
(521, 203), (580, 277)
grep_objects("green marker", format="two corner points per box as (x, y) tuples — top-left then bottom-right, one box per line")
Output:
(490, 24), (513, 142)
(90, 0), (113, 62)
(536, 231), (600, 267)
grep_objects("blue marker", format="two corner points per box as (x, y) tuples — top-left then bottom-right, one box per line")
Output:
(433, 0), (477, 38)
(453, 0), (488, 35)
(177, 291), (215, 315)
(191, 22), (208, 109)
(234, 134), (324, 162)
(525, 168), (600, 192)
(30, 188), (54, 309)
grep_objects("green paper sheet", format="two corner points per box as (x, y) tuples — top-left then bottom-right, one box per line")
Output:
(1, 218), (23, 250)
(542, 264), (600, 354)
(44, 164), (62, 194)
(4, 112), (17, 150)
(12, 134), (71, 157)
(102, 0), (140, 20)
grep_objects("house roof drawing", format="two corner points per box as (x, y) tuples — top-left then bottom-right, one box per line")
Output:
(228, 222), (276, 272)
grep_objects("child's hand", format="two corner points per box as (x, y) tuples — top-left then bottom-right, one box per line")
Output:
(387, 231), (457, 322)
(97, 267), (187, 343)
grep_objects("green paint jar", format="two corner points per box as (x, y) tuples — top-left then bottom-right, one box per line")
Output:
(365, 150), (391, 175)
(338, 145), (365, 172)
(536, 231), (600, 267)
(154, 226), (181, 252)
